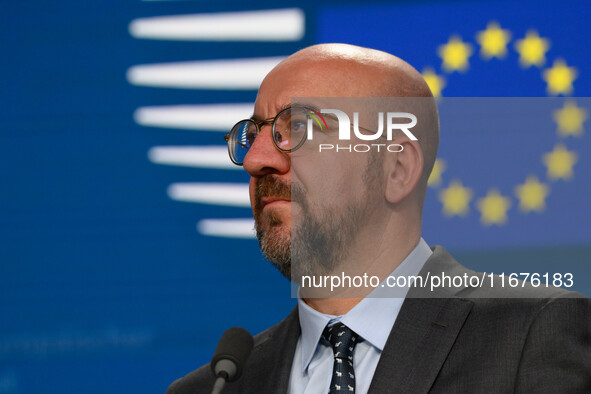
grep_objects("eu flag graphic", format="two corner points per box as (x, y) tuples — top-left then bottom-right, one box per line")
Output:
(318, 0), (591, 250)
(1, 0), (590, 392)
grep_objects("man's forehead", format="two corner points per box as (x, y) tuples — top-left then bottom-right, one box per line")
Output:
(253, 59), (385, 117)
(252, 84), (370, 120)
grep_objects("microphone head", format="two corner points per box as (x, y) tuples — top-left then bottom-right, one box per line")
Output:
(210, 327), (254, 382)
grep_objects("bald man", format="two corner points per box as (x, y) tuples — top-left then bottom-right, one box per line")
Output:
(168, 44), (591, 393)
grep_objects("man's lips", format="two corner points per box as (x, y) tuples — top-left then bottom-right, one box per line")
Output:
(260, 196), (291, 209)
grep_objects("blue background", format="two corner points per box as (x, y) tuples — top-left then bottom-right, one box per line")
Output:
(1, 0), (590, 392)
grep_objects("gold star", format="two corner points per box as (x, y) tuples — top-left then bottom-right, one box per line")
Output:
(422, 68), (446, 98)
(553, 101), (587, 137)
(477, 189), (511, 226)
(514, 176), (550, 213)
(428, 158), (446, 187)
(476, 21), (512, 59)
(438, 35), (473, 73)
(514, 30), (550, 68)
(543, 143), (578, 180)
(543, 59), (578, 96)
(438, 179), (472, 217)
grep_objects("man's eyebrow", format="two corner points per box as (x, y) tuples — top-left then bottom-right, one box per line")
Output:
(251, 103), (292, 121)
(296, 102), (320, 112)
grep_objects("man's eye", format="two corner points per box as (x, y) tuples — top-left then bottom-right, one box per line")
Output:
(246, 131), (257, 146)
(292, 121), (306, 132)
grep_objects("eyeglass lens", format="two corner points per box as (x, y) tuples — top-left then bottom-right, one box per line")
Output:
(228, 107), (313, 164)
(229, 120), (257, 165)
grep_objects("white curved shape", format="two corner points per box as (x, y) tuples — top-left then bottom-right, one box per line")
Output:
(167, 183), (250, 207)
(126, 57), (284, 89)
(135, 103), (253, 131)
(197, 218), (256, 238)
(147, 146), (239, 170)
(129, 8), (305, 42)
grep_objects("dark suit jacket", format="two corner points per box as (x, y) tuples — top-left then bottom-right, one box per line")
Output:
(167, 246), (591, 393)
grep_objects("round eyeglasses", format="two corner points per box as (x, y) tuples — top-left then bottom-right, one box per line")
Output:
(224, 106), (314, 166)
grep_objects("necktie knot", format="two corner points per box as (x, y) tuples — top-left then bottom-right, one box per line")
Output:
(322, 322), (360, 360)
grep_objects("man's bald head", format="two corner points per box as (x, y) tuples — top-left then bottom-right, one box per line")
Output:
(275, 43), (433, 97)
(257, 43), (439, 201)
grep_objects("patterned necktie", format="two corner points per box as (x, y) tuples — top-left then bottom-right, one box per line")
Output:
(322, 322), (362, 393)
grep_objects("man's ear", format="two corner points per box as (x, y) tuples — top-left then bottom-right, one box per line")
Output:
(383, 140), (424, 204)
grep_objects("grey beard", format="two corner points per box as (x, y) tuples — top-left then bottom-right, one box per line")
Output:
(256, 219), (291, 278)
(257, 157), (382, 283)
(291, 196), (373, 279)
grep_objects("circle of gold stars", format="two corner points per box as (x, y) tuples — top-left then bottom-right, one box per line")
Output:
(424, 21), (585, 226)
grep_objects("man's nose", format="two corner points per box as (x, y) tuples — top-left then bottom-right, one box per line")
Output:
(243, 125), (290, 177)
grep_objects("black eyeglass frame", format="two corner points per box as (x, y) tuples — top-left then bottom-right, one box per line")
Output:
(224, 105), (311, 166)
(224, 105), (378, 166)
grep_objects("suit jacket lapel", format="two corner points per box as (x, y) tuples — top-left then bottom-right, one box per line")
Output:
(242, 307), (300, 393)
(368, 246), (474, 394)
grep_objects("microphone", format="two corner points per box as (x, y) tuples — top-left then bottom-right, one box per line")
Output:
(210, 327), (254, 394)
